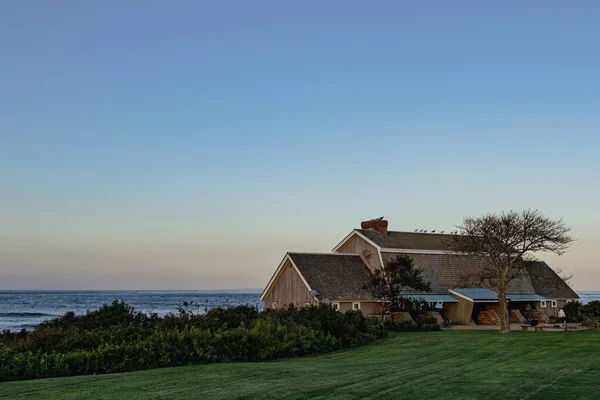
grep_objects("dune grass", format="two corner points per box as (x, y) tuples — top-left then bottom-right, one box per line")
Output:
(2, 331), (600, 400)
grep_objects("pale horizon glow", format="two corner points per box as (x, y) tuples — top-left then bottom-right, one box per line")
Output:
(1, 2), (599, 291)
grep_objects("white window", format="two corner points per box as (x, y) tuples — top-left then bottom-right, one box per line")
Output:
(552, 300), (557, 308)
(332, 302), (340, 311)
(353, 302), (361, 311)
(540, 301), (547, 308)
(272, 301), (277, 309)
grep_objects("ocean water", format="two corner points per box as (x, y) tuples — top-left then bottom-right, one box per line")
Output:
(577, 291), (600, 305)
(0, 291), (262, 331)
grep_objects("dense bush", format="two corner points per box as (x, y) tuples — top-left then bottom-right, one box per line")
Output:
(0, 302), (385, 382)
(581, 301), (600, 319)
(383, 317), (440, 332)
(563, 301), (582, 322)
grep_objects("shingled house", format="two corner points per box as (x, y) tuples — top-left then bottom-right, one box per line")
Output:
(260, 219), (579, 324)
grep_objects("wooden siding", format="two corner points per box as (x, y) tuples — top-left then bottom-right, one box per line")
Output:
(445, 297), (473, 325)
(444, 303), (458, 323)
(334, 301), (379, 315)
(359, 301), (381, 316)
(263, 259), (316, 309)
(536, 299), (568, 317)
(335, 234), (382, 273)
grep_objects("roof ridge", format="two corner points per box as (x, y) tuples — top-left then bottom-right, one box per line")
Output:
(358, 228), (454, 236)
(288, 252), (360, 256)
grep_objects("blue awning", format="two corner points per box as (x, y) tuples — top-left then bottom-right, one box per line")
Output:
(450, 288), (499, 301)
(506, 294), (549, 301)
(450, 288), (549, 302)
(403, 294), (458, 303)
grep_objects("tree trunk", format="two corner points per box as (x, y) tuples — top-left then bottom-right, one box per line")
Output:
(497, 284), (511, 334)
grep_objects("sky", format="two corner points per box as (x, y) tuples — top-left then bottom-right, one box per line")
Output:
(1, 1), (599, 291)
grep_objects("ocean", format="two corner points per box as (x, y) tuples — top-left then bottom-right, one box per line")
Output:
(0, 290), (263, 332)
(1, 290), (598, 332)
(577, 291), (600, 305)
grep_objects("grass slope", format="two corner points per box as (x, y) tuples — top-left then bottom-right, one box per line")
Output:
(2, 331), (600, 400)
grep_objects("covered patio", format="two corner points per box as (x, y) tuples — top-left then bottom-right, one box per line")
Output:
(444, 288), (551, 325)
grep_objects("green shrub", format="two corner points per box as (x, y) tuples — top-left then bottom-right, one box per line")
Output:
(581, 301), (600, 318)
(563, 301), (582, 322)
(384, 319), (414, 331)
(382, 318), (440, 332)
(418, 316), (438, 325)
(583, 318), (597, 327)
(418, 321), (441, 331)
(365, 317), (386, 338)
(0, 302), (385, 382)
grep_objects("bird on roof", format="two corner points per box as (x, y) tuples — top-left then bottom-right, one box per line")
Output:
(440, 231), (445, 233)
(376, 216), (384, 220)
(431, 230), (436, 233)
(414, 229), (418, 232)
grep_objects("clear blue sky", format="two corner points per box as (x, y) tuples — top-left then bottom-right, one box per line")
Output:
(1, 1), (599, 290)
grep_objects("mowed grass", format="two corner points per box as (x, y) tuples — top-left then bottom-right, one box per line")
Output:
(2, 331), (600, 400)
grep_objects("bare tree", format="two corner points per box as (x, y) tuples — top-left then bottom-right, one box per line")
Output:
(448, 209), (574, 334)
(552, 266), (574, 284)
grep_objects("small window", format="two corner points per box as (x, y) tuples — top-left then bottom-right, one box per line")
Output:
(540, 301), (547, 308)
(552, 300), (557, 308)
(332, 302), (339, 311)
(272, 301), (277, 309)
(353, 302), (361, 310)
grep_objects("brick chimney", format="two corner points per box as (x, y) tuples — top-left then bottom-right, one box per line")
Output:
(361, 218), (388, 236)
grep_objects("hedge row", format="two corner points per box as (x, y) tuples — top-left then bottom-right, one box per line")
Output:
(0, 302), (385, 382)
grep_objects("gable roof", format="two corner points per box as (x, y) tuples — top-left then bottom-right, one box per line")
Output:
(524, 261), (579, 299)
(288, 253), (376, 301)
(356, 229), (453, 251)
(381, 252), (536, 295)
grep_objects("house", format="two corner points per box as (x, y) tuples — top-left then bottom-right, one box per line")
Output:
(260, 219), (579, 325)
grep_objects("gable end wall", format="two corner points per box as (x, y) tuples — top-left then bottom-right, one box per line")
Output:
(263, 259), (316, 308)
(335, 234), (382, 273)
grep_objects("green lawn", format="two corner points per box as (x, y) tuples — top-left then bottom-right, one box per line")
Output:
(2, 331), (600, 400)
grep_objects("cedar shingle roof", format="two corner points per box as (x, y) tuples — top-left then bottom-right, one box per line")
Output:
(288, 253), (376, 301)
(357, 229), (453, 250)
(381, 252), (536, 295)
(525, 261), (579, 299)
